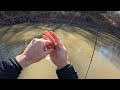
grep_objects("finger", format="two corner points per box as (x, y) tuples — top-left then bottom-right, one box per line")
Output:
(44, 40), (52, 46)
(42, 35), (54, 49)
(49, 31), (64, 48)
(56, 37), (64, 48)
(49, 31), (59, 41)
(44, 31), (56, 45)
(44, 49), (54, 56)
(42, 35), (49, 49)
(42, 35), (48, 40)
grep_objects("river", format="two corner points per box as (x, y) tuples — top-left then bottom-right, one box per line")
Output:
(0, 22), (120, 79)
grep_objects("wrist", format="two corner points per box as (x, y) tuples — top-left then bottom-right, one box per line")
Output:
(15, 54), (30, 68)
(57, 62), (68, 70)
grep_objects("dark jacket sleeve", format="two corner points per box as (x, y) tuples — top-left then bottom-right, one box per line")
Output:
(56, 64), (79, 79)
(0, 58), (23, 79)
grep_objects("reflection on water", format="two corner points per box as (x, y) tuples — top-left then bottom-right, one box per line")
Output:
(100, 47), (113, 58)
(0, 22), (120, 79)
(0, 43), (25, 61)
(86, 32), (120, 79)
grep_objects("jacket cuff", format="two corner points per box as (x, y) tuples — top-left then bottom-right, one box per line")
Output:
(9, 58), (23, 72)
(56, 64), (78, 79)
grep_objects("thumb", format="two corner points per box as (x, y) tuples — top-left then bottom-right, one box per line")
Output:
(44, 49), (54, 56)
(56, 38), (64, 48)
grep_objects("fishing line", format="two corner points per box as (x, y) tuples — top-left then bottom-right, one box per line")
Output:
(84, 15), (100, 79)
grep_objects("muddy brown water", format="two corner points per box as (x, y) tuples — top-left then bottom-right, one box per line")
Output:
(0, 22), (120, 79)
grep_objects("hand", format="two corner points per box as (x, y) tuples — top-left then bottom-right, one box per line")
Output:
(42, 31), (68, 69)
(16, 38), (54, 68)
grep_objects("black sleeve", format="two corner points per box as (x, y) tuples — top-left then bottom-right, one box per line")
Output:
(56, 64), (79, 79)
(0, 58), (23, 79)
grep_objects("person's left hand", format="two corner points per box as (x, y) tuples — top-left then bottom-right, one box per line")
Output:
(42, 31), (68, 69)
(16, 38), (54, 68)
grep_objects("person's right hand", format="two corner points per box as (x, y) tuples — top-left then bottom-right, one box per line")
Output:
(16, 38), (53, 68)
(42, 31), (68, 69)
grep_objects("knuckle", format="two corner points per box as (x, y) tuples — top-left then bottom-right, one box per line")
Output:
(64, 47), (67, 51)
(38, 39), (44, 43)
(33, 38), (37, 42)
(31, 38), (37, 44)
(38, 39), (42, 42)
(57, 37), (60, 39)
(38, 39), (44, 45)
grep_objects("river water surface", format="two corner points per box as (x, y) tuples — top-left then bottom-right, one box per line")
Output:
(0, 22), (120, 79)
